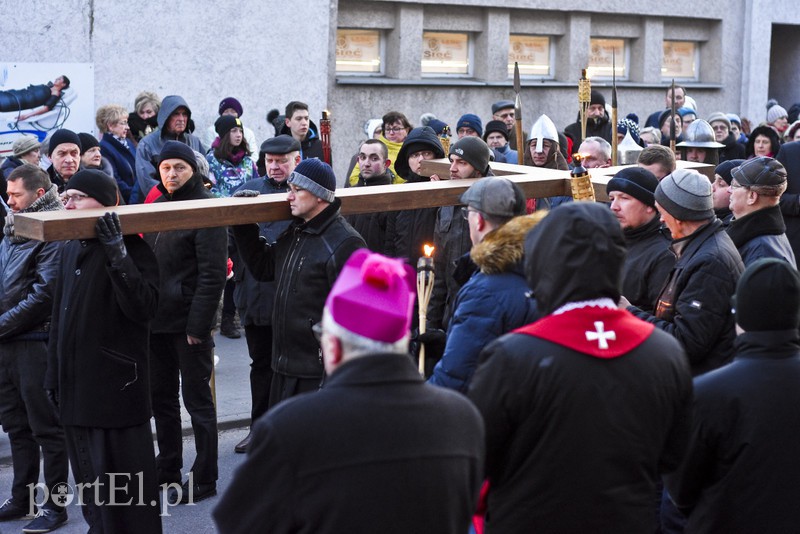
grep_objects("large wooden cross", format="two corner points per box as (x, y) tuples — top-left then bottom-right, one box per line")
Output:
(14, 160), (712, 241)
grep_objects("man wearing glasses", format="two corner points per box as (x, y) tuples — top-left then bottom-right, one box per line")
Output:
(233, 158), (364, 409)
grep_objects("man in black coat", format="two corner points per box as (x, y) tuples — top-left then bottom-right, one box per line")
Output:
(468, 202), (692, 533)
(0, 164), (69, 532)
(607, 167), (674, 313)
(665, 258), (800, 532)
(777, 140), (800, 260)
(214, 249), (484, 534)
(345, 138), (394, 255)
(144, 141), (228, 504)
(563, 89), (613, 148)
(45, 169), (162, 533)
(623, 169), (744, 376)
(233, 158), (365, 408)
(229, 135), (299, 454)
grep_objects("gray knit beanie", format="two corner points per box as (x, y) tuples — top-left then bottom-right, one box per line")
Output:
(654, 169), (713, 221)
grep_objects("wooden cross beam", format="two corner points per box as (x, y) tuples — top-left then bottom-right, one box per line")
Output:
(13, 160), (712, 242)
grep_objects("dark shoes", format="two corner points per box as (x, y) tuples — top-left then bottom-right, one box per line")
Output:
(167, 480), (217, 505)
(22, 508), (67, 533)
(0, 498), (35, 521)
(220, 314), (241, 339)
(234, 431), (252, 454)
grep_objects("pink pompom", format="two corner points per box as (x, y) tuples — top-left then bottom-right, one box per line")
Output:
(361, 255), (405, 290)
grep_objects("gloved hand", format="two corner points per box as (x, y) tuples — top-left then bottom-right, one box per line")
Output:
(232, 189), (260, 198)
(418, 328), (447, 353)
(46, 388), (59, 410)
(95, 212), (127, 266)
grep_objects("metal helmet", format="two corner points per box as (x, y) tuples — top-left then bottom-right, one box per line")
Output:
(617, 130), (643, 165)
(676, 119), (725, 148)
(529, 114), (558, 153)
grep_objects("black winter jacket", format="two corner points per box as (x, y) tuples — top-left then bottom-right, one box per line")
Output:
(279, 121), (325, 162)
(630, 219), (743, 375)
(345, 171), (393, 255)
(727, 204), (796, 267)
(665, 330), (800, 533)
(233, 198), (365, 377)
(719, 132), (746, 163)
(428, 204), (472, 330)
(777, 141), (800, 260)
(45, 236), (159, 427)
(621, 215), (674, 313)
(144, 175), (227, 338)
(231, 176), (291, 326)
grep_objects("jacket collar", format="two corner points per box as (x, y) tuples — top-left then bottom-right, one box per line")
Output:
(294, 197), (342, 235)
(734, 330), (800, 359)
(156, 174), (208, 201)
(726, 204), (786, 248)
(622, 214), (664, 243)
(671, 218), (719, 259)
(324, 353), (424, 389)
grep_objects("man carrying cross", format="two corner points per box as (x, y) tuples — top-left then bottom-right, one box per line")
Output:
(468, 202), (692, 533)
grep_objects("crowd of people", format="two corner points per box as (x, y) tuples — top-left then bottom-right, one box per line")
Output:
(0, 85), (798, 533)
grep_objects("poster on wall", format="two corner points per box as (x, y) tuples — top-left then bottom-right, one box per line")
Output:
(0, 63), (94, 157)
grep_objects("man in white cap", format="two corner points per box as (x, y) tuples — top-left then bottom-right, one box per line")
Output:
(215, 249), (484, 534)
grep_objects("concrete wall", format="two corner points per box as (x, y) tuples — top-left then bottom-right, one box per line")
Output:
(0, 0), (331, 146)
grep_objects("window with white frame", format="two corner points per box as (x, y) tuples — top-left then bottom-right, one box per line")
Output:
(662, 41), (698, 80)
(588, 38), (627, 79)
(336, 29), (383, 74)
(421, 32), (471, 76)
(508, 35), (552, 78)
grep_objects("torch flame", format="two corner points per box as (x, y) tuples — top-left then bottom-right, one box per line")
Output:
(423, 244), (435, 257)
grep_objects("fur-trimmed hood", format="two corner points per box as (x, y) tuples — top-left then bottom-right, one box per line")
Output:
(471, 212), (547, 275)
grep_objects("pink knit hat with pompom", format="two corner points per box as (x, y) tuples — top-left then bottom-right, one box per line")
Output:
(325, 249), (416, 343)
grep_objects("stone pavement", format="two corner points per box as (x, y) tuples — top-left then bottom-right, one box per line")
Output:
(0, 332), (253, 464)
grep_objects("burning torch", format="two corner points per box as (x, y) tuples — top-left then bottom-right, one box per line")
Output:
(416, 244), (435, 376)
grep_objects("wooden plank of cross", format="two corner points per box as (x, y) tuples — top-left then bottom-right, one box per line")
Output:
(13, 160), (712, 242)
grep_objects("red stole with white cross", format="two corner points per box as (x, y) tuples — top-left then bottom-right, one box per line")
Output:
(514, 307), (654, 358)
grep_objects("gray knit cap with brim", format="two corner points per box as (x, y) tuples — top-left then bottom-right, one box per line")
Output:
(654, 169), (714, 221)
(287, 158), (336, 203)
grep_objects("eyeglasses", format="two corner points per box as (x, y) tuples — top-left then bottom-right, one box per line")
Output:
(461, 206), (480, 220)
(729, 181), (746, 190)
(63, 193), (89, 204)
(711, 125), (728, 131)
(384, 127), (406, 133)
(312, 322), (324, 342)
(115, 120), (129, 126)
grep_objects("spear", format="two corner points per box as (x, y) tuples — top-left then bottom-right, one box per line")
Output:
(611, 51), (618, 166)
(514, 62), (524, 160)
(670, 79), (676, 154)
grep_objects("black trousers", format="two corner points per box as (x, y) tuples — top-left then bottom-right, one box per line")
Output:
(65, 423), (162, 534)
(149, 333), (218, 485)
(0, 340), (68, 509)
(243, 325), (273, 423)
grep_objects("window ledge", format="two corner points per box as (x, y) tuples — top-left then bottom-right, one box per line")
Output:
(335, 77), (724, 90)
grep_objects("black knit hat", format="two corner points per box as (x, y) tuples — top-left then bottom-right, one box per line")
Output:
(395, 127), (445, 179)
(67, 169), (120, 207)
(78, 133), (99, 154)
(215, 115), (242, 139)
(607, 167), (659, 208)
(733, 258), (800, 331)
(48, 129), (81, 156)
(288, 158), (336, 202)
(591, 90), (606, 108)
(158, 141), (199, 173)
(483, 120), (509, 142)
(714, 159), (745, 185)
(450, 137), (492, 176)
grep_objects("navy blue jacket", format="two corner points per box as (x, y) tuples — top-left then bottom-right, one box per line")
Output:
(100, 132), (139, 204)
